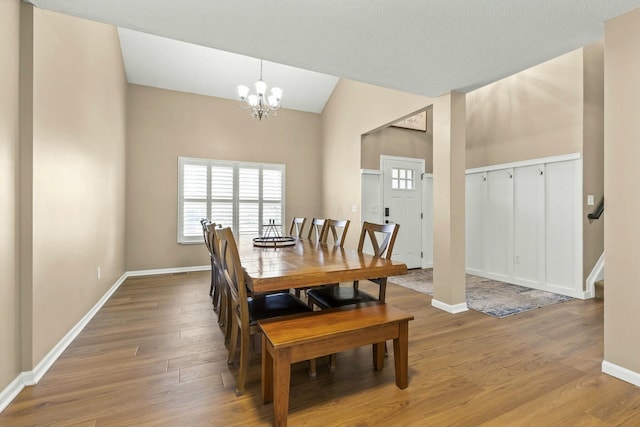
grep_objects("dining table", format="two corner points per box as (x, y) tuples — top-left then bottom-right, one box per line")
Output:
(237, 236), (408, 293)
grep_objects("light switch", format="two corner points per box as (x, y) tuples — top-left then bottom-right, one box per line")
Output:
(587, 195), (595, 206)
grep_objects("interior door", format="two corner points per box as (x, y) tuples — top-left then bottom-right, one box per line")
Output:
(381, 156), (423, 268)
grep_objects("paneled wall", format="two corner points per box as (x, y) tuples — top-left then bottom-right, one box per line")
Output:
(465, 156), (584, 298)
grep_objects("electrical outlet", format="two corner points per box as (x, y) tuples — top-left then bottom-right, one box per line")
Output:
(587, 195), (595, 206)
(97, 267), (101, 280)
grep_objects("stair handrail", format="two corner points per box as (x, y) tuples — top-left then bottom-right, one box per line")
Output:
(588, 197), (604, 220)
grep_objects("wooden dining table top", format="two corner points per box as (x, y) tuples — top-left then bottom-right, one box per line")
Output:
(237, 237), (408, 293)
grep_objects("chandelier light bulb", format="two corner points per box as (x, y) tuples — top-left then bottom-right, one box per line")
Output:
(255, 80), (267, 96)
(237, 59), (282, 120)
(271, 87), (282, 100)
(237, 85), (249, 100)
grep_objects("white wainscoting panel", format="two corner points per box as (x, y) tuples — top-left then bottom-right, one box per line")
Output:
(513, 164), (546, 287)
(464, 154), (585, 298)
(545, 160), (581, 293)
(465, 172), (486, 275)
(485, 168), (514, 281)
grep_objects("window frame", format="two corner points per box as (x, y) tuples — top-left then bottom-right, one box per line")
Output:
(177, 157), (286, 244)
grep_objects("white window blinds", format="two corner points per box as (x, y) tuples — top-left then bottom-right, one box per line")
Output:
(178, 157), (285, 243)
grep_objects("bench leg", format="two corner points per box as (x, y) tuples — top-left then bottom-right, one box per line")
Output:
(273, 348), (292, 427)
(262, 338), (273, 404)
(393, 321), (409, 389)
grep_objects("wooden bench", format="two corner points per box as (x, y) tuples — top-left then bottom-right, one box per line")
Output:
(258, 302), (414, 427)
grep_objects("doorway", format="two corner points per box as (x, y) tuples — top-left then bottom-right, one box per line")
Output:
(360, 107), (433, 268)
(381, 156), (424, 268)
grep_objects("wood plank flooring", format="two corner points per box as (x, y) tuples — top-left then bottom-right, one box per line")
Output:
(2, 271), (640, 426)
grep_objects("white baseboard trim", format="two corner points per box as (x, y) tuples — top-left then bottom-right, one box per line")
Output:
(126, 265), (210, 277)
(602, 360), (640, 387)
(0, 265), (213, 414)
(464, 269), (591, 300)
(29, 272), (129, 386)
(0, 374), (25, 413)
(431, 299), (468, 314)
(586, 251), (605, 299)
(1, 273), (127, 412)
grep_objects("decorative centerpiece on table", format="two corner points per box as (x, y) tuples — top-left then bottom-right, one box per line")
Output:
(253, 219), (296, 248)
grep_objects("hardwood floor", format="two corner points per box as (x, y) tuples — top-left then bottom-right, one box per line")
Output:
(2, 271), (639, 426)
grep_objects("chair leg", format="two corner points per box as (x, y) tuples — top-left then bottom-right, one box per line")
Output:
(236, 327), (251, 396)
(211, 269), (220, 311)
(227, 317), (238, 364)
(308, 359), (317, 377)
(329, 354), (337, 372)
(223, 292), (232, 345)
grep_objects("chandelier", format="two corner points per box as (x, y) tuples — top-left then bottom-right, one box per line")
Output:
(237, 60), (282, 120)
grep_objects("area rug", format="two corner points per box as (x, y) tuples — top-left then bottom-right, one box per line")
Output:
(389, 269), (573, 318)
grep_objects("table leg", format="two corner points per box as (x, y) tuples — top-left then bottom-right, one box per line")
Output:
(393, 321), (409, 389)
(273, 348), (292, 427)
(262, 338), (273, 404)
(373, 342), (385, 370)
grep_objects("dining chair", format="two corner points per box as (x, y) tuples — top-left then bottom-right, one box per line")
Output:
(207, 222), (230, 337)
(216, 227), (313, 395)
(306, 218), (326, 242)
(306, 221), (400, 371)
(320, 218), (350, 247)
(289, 217), (307, 238)
(200, 219), (217, 302)
(308, 221), (399, 309)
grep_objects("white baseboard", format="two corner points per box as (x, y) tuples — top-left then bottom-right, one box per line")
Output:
(602, 360), (640, 387)
(0, 264), (210, 414)
(586, 251), (605, 299)
(431, 299), (468, 314)
(27, 272), (129, 386)
(126, 265), (210, 277)
(0, 374), (25, 413)
(464, 270), (591, 300)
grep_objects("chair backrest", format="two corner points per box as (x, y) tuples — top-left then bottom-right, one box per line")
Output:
(357, 221), (400, 260)
(207, 222), (221, 268)
(321, 219), (351, 248)
(201, 218), (212, 256)
(216, 227), (249, 325)
(289, 217), (307, 238)
(307, 218), (326, 241)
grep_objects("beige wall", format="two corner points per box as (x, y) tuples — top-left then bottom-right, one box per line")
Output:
(29, 8), (127, 364)
(581, 40), (605, 283)
(604, 7), (640, 375)
(466, 48), (583, 169)
(125, 84), (323, 270)
(361, 125), (433, 172)
(320, 79), (433, 249)
(0, 0), (21, 391)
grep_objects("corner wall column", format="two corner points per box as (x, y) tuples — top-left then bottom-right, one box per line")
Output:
(432, 91), (467, 313)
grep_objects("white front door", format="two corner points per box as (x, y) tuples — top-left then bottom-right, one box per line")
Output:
(381, 156), (424, 268)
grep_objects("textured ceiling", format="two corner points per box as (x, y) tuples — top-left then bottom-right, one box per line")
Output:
(26, 0), (640, 110)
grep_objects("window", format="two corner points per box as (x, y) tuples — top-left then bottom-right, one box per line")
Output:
(391, 167), (415, 190)
(178, 157), (285, 243)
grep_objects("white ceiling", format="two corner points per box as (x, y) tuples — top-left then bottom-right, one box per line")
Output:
(25, 0), (640, 114)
